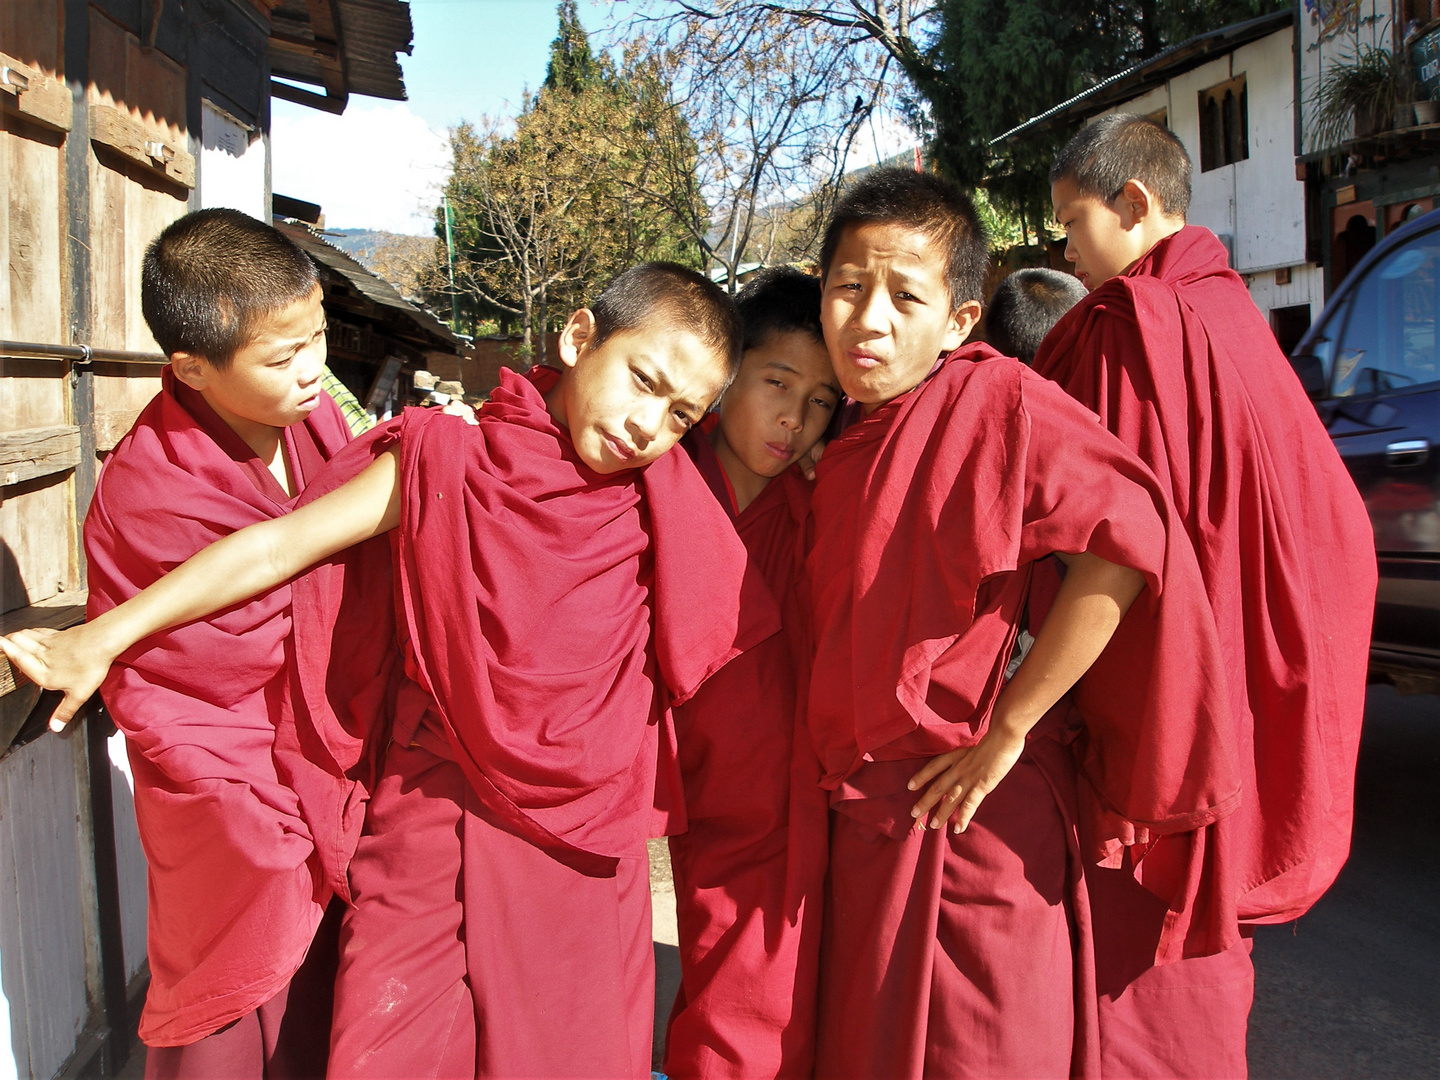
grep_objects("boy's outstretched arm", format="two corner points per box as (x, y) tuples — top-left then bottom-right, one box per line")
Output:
(0, 449), (402, 731)
(907, 551), (1145, 833)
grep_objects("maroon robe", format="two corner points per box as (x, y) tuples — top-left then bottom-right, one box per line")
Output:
(290, 368), (775, 1077)
(805, 346), (1238, 1078)
(1033, 227), (1377, 1078)
(663, 429), (827, 1079)
(84, 370), (353, 1058)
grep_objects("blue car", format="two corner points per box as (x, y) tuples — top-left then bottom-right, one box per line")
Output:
(1291, 208), (1440, 695)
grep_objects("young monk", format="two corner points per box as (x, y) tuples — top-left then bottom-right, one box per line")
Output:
(1034, 114), (1376, 1079)
(665, 266), (839, 1079)
(2, 263), (769, 1079)
(983, 266), (1088, 364)
(55, 209), (354, 1076)
(803, 167), (1239, 1079)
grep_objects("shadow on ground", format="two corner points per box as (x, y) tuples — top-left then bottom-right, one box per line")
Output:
(1248, 684), (1440, 1079)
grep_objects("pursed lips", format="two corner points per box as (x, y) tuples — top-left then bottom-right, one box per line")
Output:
(602, 430), (635, 460)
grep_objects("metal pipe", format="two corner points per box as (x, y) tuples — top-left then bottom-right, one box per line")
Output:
(0, 340), (167, 365)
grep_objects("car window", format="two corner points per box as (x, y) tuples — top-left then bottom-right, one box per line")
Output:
(1332, 231), (1440, 397)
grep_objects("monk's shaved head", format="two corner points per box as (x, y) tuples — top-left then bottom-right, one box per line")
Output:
(590, 262), (744, 387)
(1051, 114), (1191, 219)
(142, 209), (320, 369)
(819, 168), (991, 308)
(985, 268), (1088, 365)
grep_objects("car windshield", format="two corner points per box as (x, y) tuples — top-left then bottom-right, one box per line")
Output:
(1332, 231), (1440, 397)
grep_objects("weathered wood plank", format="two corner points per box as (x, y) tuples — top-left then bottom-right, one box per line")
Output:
(0, 52), (73, 133)
(88, 103), (194, 189)
(0, 731), (92, 1078)
(93, 407), (142, 452)
(0, 595), (87, 698)
(0, 424), (80, 486)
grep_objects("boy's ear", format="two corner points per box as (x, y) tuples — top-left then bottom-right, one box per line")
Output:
(1117, 179), (1162, 226)
(942, 299), (985, 352)
(171, 352), (210, 391)
(557, 309), (596, 370)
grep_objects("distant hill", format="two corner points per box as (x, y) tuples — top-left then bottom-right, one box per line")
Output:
(324, 229), (440, 302)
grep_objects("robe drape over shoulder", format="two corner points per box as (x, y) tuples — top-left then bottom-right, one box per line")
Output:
(85, 370), (353, 1047)
(806, 346), (1241, 960)
(293, 367), (776, 875)
(1033, 227), (1377, 928)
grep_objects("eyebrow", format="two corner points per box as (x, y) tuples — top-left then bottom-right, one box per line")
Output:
(645, 360), (705, 419)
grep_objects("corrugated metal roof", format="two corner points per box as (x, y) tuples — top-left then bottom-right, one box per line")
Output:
(990, 9), (1293, 145)
(269, 0), (414, 103)
(276, 221), (459, 350)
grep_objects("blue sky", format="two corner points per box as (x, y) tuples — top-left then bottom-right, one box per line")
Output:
(272, 0), (614, 234)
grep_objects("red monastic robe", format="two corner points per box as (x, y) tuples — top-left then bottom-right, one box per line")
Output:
(85, 370), (354, 1051)
(290, 368), (774, 1078)
(662, 429), (827, 1079)
(1032, 226), (1377, 1078)
(805, 346), (1238, 1079)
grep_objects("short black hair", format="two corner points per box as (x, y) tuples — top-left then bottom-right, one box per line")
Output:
(591, 262), (744, 387)
(819, 168), (990, 309)
(984, 269), (1088, 365)
(1050, 114), (1191, 219)
(734, 266), (823, 353)
(141, 208), (320, 369)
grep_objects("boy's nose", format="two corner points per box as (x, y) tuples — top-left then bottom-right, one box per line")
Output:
(1063, 237), (1079, 263)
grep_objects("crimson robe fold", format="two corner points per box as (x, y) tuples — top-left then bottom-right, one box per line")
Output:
(804, 346), (1237, 1076)
(291, 367), (777, 1074)
(1032, 226), (1377, 1077)
(663, 431), (826, 1080)
(85, 370), (353, 1047)
(1033, 226), (1376, 930)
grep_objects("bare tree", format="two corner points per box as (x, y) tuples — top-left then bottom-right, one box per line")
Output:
(615, 4), (903, 287)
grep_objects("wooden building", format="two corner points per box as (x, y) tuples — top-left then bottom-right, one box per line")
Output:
(0, 2), (417, 1075)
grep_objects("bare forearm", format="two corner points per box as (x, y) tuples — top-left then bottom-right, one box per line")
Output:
(88, 449), (401, 656)
(991, 551), (1145, 738)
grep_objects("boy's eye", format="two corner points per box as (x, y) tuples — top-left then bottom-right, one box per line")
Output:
(812, 396), (835, 410)
(673, 409), (694, 429)
(895, 292), (919, 303)
(633, 369), (655, 391)
(766, 379), (787, 389)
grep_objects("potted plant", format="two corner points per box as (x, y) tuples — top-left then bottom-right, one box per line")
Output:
(1311, 43), (1415, 151)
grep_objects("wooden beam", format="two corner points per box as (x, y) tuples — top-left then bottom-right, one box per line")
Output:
(269, 31), (341, 63)
(93, 409), (144, 453)
(306, 0), (349, 101)
(0, 596), (87, 698)
(269, 79), (346, 115)
(0, 52), (73, 133)
(0, 425), (81, 487)
(89, 103), (196, 189)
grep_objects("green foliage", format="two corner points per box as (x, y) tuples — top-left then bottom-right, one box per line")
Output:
(427, 6), (703, 358)
(544, 0), (607, 93)
(1310, 43), (1411, 153)
(911, 0), (1287, 230)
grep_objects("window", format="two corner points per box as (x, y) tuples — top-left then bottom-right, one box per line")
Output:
(1331, 232), (1440, 396)
(1270, 304), (1312, 357)
(1198, 75), (1248, 172)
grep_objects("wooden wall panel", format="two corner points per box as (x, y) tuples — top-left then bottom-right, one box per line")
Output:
(93, 370), (161, 451)
(0, 475), (79, 610)
(0, 0), (63, 73)
(0, 735), (92, 1079)
(1, 115), (65, 344)
(87, 8), (187, 355)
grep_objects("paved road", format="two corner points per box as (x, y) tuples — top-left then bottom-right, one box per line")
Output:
(1248, 684), (1440, 1079)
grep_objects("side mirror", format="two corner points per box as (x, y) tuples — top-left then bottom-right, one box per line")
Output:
(1289, 354), (1328, 400)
